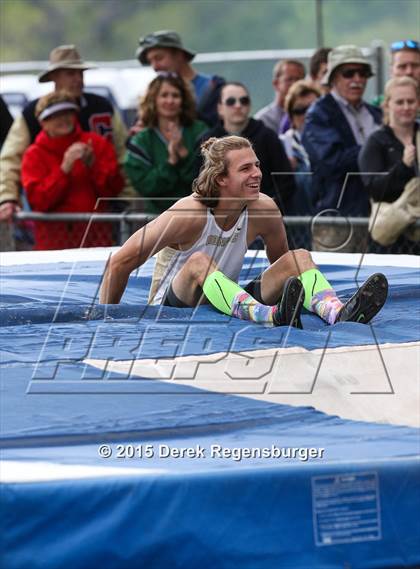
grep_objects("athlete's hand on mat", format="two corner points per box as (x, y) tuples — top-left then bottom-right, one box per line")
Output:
(403, 144), (416, 168)
(0, 201), (20, 222)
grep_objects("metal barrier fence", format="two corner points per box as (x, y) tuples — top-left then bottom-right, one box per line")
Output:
(9, 212), (419, 255)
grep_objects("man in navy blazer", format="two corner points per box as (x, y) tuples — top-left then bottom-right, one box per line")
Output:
(302, 45), (382, 250)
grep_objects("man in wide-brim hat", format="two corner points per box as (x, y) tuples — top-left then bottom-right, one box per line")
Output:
(301, 45), (382, 251)
(38, 44), (94, 83)
(321, 44), (374, 87)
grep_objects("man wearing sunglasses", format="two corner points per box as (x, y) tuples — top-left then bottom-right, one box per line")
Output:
(391, 40), (420, 83)
(372, 40), (420, 108)
(302, 45), (382, 251)
(198, 82), (296, 214)
(386, 40), (420, 111)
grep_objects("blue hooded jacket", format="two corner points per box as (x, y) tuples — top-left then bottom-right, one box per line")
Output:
(302, 93), (382, 216)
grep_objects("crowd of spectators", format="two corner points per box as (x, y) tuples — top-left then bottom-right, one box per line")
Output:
(0, 33), (418, 254)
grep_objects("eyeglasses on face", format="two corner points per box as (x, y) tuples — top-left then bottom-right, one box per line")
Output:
(223, 96), (251, 107)
(339, 67), (371, 79)
(291, 105), (310, 116)
(391, 40), (420, 52)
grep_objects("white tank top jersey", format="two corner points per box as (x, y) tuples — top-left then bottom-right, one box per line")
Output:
(152, 207), (249, 305)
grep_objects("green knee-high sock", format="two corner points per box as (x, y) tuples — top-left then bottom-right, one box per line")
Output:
(202, 271), (275, 324)
(298, 268), (343, 325)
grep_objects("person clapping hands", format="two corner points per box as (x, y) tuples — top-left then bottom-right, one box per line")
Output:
(61, 139), (95, 173)
(125, 74), (208, 214)
(21, 91), (124, 250)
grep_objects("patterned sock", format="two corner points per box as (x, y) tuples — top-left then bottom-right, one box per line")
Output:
(310, 289), (343, 325)
(231, 291), (275, 324)
(202, 271), (275, 324)
(299, 268), (343, 325)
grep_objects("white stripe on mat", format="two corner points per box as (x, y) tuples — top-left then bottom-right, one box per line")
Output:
(84, 342), (420, 429)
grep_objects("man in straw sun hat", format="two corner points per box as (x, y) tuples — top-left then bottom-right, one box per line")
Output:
(37, 44), (94, 83)
(302, 45), (382, 252)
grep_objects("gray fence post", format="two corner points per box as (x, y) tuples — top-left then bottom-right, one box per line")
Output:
(371, 40), (387, 98)
(119, 217), (131, 245)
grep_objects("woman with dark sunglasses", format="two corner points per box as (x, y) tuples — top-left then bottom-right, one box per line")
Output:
(125, 74), (208, 214)
(197, 82), (296, 216)
(281, 80), (321, 174)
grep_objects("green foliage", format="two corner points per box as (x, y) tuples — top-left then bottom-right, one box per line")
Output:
(0, 0), (418, 62)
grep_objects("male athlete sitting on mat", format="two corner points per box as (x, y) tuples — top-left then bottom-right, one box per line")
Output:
(100, 136), (388, 328)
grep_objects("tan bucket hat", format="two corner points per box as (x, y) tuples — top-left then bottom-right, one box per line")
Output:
(38, 45), (94, 83)
(322, 45), (373, 85)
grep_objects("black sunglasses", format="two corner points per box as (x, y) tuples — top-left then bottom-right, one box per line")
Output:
(339, 67), (371, 79)
(391, 40), (420, 52)
(291, 105), (310, 116)
(223, 96), (251, 107)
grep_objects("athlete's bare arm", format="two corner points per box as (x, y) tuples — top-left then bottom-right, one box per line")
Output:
(100, 197), (206, 304)
(248, 194), (289, 263)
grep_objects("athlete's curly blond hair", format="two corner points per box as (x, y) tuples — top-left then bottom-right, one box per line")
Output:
(193, 136), (252, 208)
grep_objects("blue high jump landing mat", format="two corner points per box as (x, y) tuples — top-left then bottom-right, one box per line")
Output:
(1, 249), (419, 569)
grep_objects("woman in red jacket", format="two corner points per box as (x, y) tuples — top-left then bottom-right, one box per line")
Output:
(22, 90), (124, 250)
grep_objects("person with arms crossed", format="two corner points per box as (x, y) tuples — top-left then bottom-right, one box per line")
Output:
(100, 136), (388, 328)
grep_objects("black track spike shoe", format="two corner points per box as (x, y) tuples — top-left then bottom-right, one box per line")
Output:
(272, 277), (304, 329)
(336, 273), (388, 324)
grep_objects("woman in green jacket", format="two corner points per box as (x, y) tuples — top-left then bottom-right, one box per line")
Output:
(125, 73), (208, 214)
